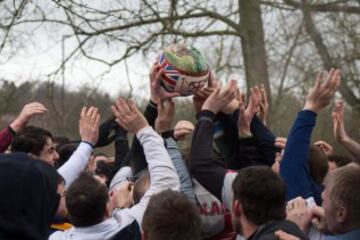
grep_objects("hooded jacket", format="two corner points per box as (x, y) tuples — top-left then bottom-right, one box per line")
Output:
(0, 153), (60, 240)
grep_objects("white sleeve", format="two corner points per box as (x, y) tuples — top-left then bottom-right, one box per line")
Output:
(57, 142), (93, 189)
(113, 126), (180, 226)
(222, 171), (238, 211)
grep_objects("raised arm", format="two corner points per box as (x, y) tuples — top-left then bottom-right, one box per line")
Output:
(155, 99), (196, 203)
(127, 64), (179, 176)
(0, 102), (47, 153)
(280, 69), (341, 204)
(333, 100), (360, 163)
(111, 98), (179, 225)
(58, 106), (100, 188)
(190, 80), (237, 200)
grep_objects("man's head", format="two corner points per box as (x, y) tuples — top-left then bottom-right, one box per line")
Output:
(142, 190), (201, 240)
(308, 145), (329, 184)
(94, 153), (108, 165)
(66, 172), (109, 227)
(327, 154), (353, 172)
(56, 143), (77, 169)
(11, 126), (59, 165)
(322, 165), (360, 234)
(232, 166), (286, 236)
(95, 161), (115, 187)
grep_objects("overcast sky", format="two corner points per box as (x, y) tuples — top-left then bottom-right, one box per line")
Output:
(0, 17), (155, 99)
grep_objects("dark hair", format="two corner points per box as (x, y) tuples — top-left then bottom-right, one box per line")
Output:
(142, 190), (201, 240)
(53, 136), (70, 149)
(55, 143), (78, 169)
(66, 172), (108, 227)
(232, 166), (286, 225)
(308, 145), (329, 184)
(328, 154), (352, 168)
(133, 170), (150, 204)
(95, 161), (115, 187)
(11, 126), (53, 156)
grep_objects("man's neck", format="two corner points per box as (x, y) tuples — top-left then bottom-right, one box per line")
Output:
(241, 220), (259, 239)
(338, 222), (360, 235)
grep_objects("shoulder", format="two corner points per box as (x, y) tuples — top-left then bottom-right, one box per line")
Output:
(49, 230), (68, 240)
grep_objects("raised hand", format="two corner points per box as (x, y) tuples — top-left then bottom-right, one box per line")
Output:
(174, 120), (194, 141)
(237, 86), (261, 137)
(192, 86), (216, 114)
(304, 69), (341, 113)
(201, 80), (237, 114)
(274, 230), (300, 240)
(332, 100), (349, 143)
(79, 106), (101, 146)
(275, 137), (287, 150)
(111, 98), (148, 134)
(331, 100), (360, 160)
(222, 87), (244, 114)
(155, 99), (175, 134)
(150, 63), (179, 102)
(258, 84), (269, 125)
(10, 102), (48, 132)
(314, 140), (334, 156)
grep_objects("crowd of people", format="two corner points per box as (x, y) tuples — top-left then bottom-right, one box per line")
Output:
(0, 65), (359, 240)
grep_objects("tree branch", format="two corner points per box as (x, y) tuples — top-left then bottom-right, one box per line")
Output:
(301, 0), (360, 111)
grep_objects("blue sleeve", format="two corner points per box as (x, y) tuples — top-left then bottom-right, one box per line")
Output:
(250, 115), (276, 166)
(165, 137), (196, 203)
(280, 110), (318, 202)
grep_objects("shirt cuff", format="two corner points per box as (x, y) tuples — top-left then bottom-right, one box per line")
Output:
(136, 126), (154, 140)
(196, 110), (216, 121)
(7, 126), (16, 137)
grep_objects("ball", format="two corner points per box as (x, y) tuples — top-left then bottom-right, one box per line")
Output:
(158, 44), (210, 96)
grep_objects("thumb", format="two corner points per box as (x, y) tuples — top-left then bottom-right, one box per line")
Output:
(274, 230), (299, 240)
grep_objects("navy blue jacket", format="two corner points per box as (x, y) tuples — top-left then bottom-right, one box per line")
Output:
(280, 110), (323, 205)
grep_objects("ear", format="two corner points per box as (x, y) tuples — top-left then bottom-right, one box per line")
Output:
(232, 200), (242, 218)
(336, 206), (348, 223)
(104, 201), (112, 218)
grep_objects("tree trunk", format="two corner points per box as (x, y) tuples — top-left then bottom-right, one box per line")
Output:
(239, 0), (271, 103)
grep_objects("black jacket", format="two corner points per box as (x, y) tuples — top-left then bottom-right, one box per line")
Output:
(249, 220), (308, 240)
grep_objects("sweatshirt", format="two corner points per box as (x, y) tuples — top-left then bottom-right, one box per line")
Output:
(280, 110), (323, 205)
